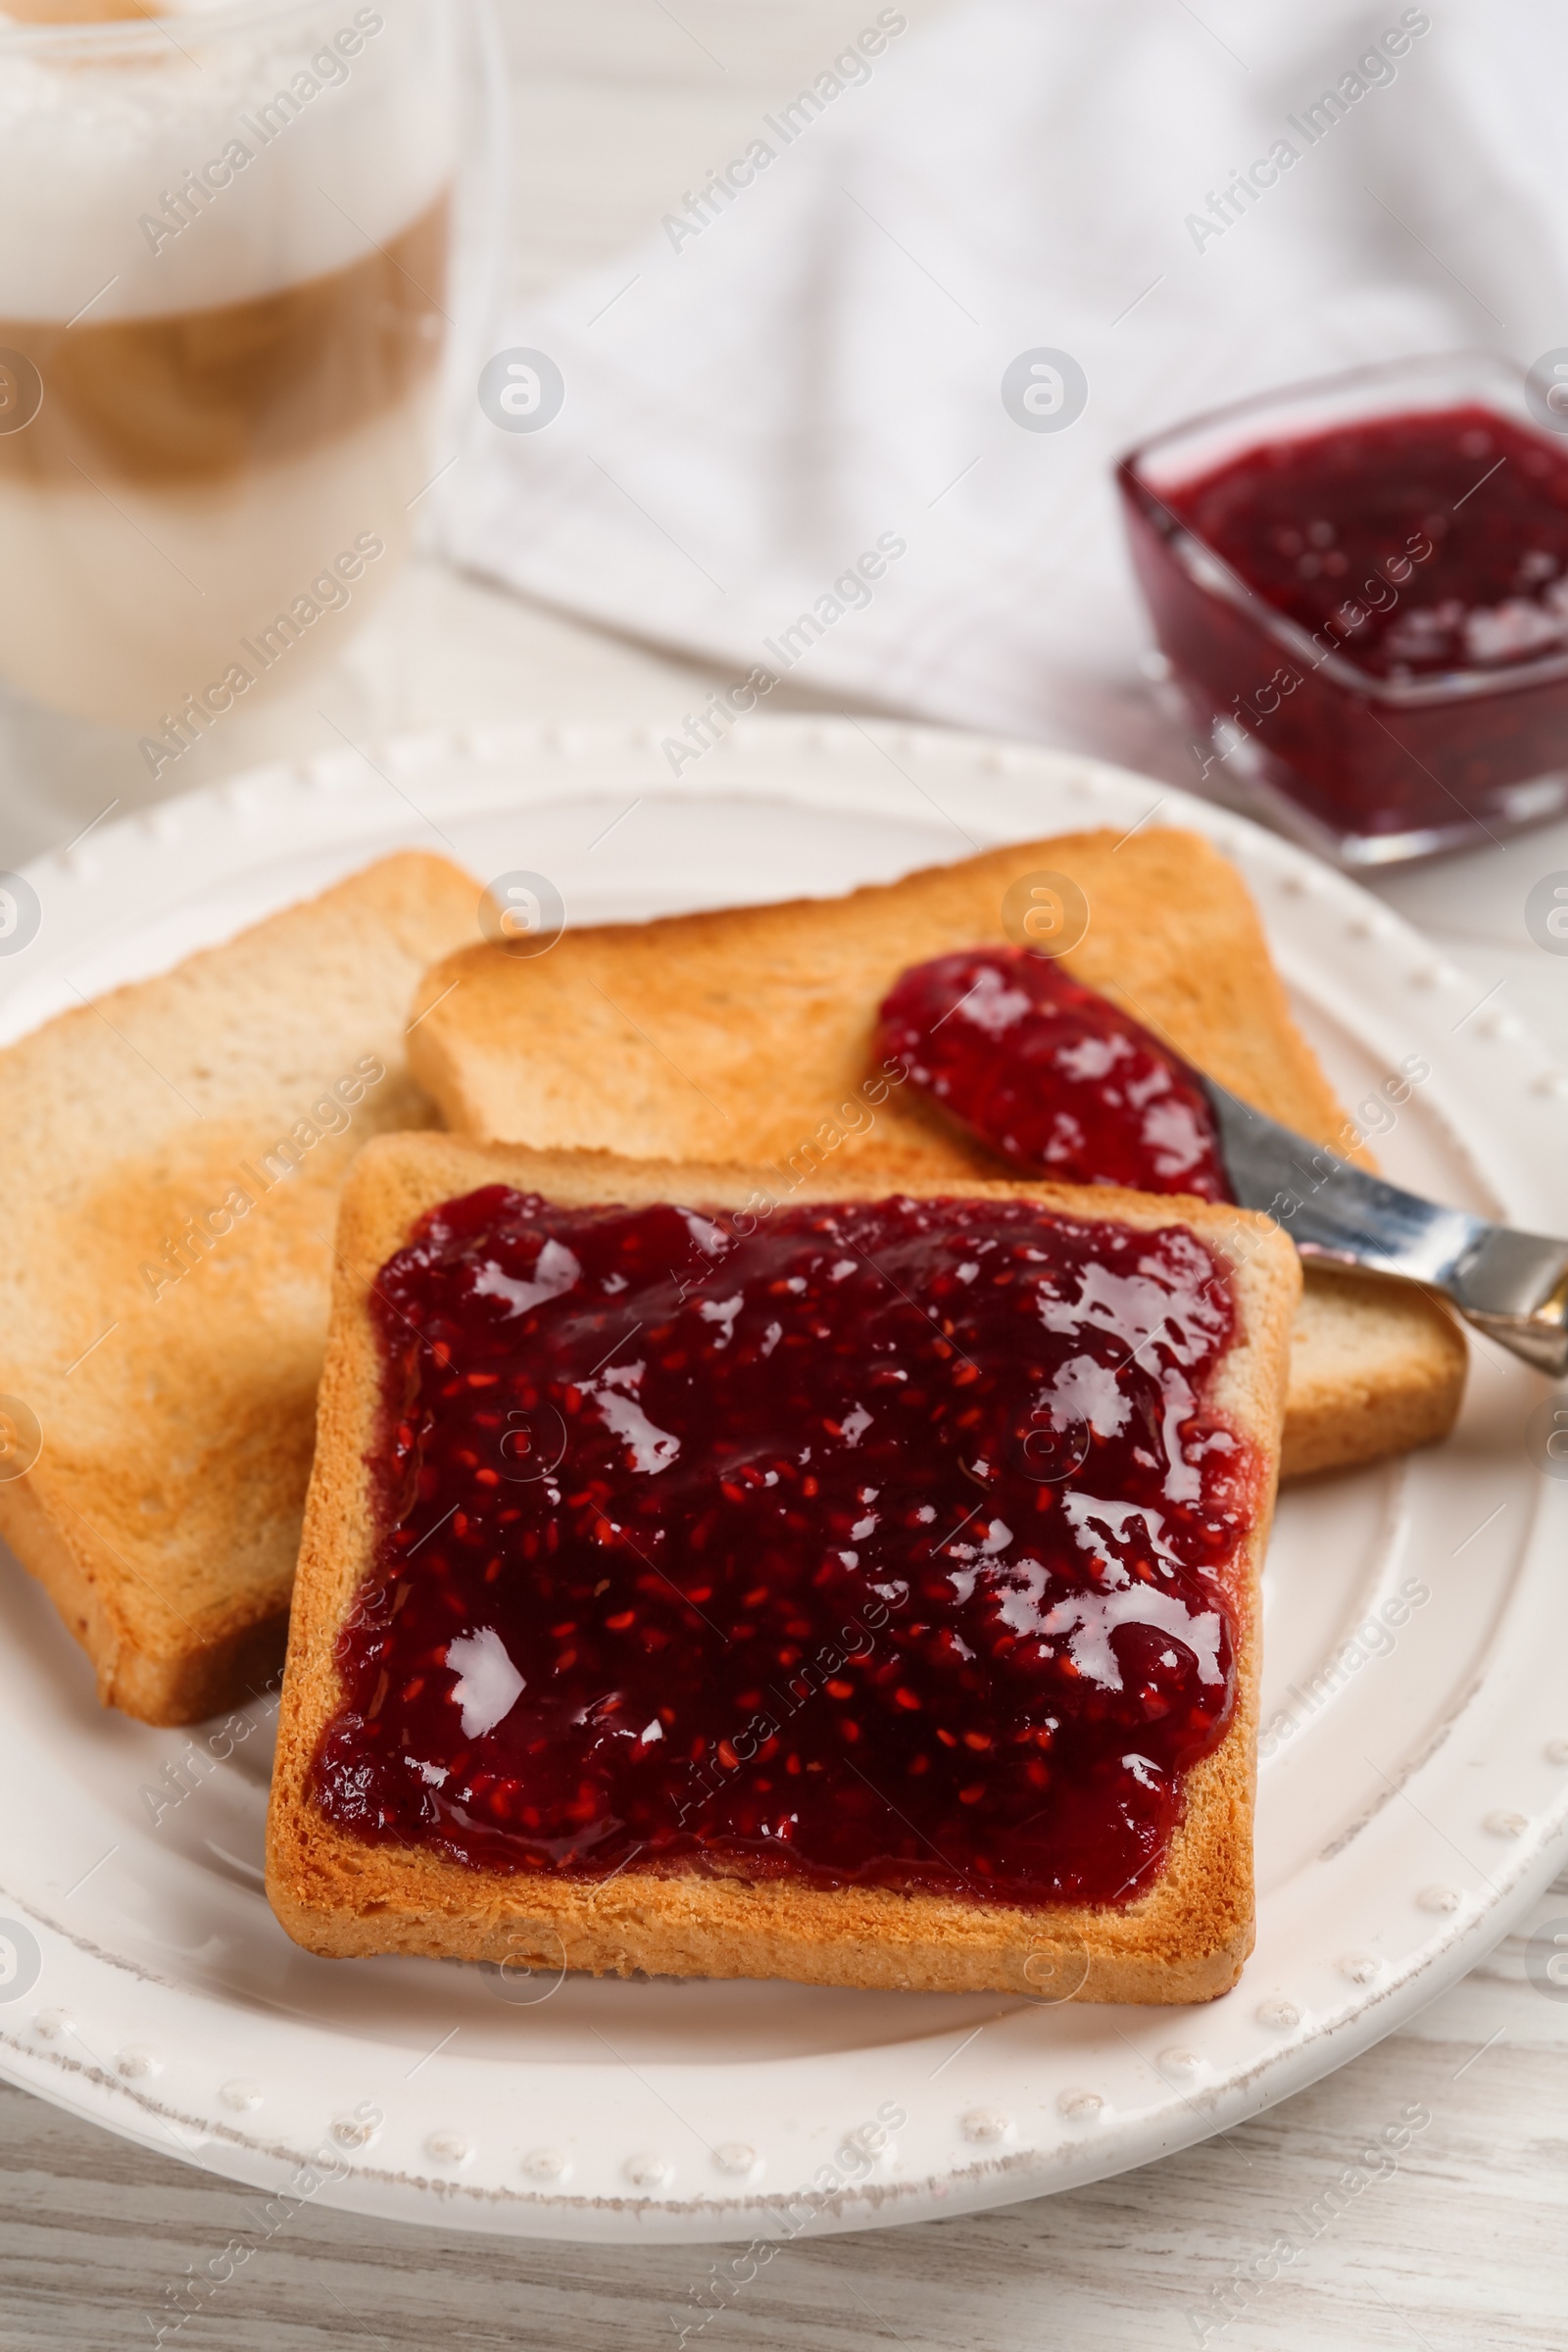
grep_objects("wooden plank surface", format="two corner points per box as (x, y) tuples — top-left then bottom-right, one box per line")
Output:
(5, 1873), (1565, 2348)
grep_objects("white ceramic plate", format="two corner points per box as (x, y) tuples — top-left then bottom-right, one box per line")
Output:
(1, 716), (1565, 2247)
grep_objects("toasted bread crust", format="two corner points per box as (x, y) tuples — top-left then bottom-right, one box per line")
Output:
(0, 852), (481, 1725)
(408, 829), (1467, 1482)
(266, 1135), (1301, 2002)
(0, 1460), (289, 1722)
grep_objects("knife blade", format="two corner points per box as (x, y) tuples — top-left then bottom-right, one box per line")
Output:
(1199, 1078), (1568, 1377)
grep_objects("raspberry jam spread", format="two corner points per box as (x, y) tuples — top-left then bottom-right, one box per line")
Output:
(877, 948), (1231, 1202)
(312, 1186), (1256, 1908)
(1163, 407), (1568, 679)
(1120, 401), (1568, 852)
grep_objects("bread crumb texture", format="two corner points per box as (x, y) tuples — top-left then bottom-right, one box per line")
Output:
(0, 853), (480, 1724)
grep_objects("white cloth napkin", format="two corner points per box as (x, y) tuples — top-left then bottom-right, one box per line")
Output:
(444, 0), (1568, 778)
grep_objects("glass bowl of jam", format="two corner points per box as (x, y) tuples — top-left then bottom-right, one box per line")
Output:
(1117, 352), (1568, 864)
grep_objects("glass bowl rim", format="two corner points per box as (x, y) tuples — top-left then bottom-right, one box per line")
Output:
(1117, 349), (1568, 707)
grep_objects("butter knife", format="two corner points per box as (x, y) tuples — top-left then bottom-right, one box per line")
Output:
(1200, 1080), (1568, 1377)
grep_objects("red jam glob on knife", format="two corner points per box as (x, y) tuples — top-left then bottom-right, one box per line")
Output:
(877, 947), (1231, 1201)
(313, 1187), (1257, 1908)
(1120, 397), (1568, 854)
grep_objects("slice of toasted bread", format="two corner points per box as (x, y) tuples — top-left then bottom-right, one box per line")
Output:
(267, 1133), (1299, 2002)
(406, 828), (1466, 1482)
(0, 852), (481, 1726)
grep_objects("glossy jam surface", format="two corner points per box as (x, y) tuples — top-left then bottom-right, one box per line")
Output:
(1166, 407), (1568, 679)
(1121, 401), (1568, 847)
(877, 948), (1231, 1202)
(312, 1187), (1257, 1908)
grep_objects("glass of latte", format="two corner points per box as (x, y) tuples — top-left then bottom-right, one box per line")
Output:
(0, 0), (493, 759)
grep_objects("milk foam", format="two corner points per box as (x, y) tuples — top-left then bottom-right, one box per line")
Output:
(0, 0), (451, 318)
(0, 388), (432, 722)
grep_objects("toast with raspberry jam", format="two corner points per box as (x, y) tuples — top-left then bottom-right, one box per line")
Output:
(405, 828), (1466, 1482)
(267, 1131), (1298, 2001)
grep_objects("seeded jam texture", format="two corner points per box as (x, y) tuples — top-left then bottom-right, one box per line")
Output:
(1165, 406), (1568, 678)
(312, 1187), (1258, 1906)
(877, 948), (1231, 1201)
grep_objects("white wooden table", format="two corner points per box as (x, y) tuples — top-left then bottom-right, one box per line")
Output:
(4, 5), (1567, 2343)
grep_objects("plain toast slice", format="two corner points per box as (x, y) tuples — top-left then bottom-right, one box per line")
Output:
(267, 1133), (1299, 2002)
(0, 851), (480, 1724)
(407, 828), (1466, 1482)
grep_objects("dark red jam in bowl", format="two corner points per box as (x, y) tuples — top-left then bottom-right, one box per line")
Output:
(877, 947), (1231, 1202)
(1120, 395), (1568, 855)
(312, 1186), (1259, 1909)
(1163, 407), (1568, 680)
